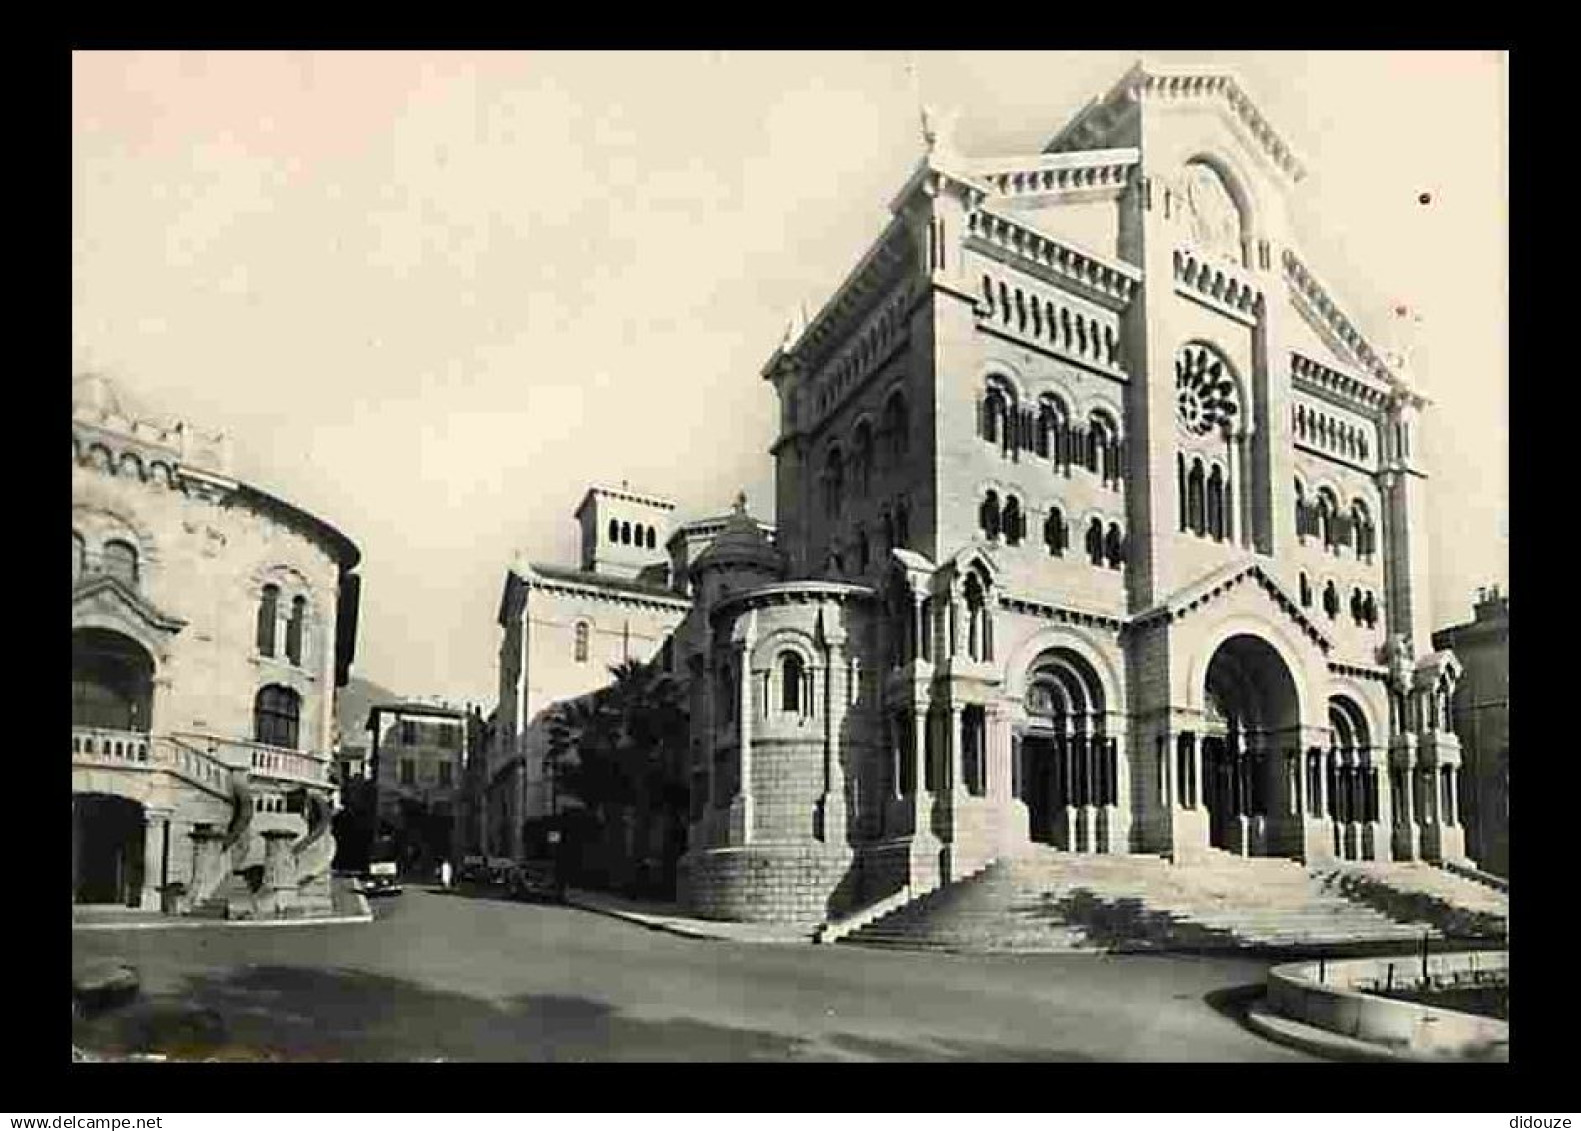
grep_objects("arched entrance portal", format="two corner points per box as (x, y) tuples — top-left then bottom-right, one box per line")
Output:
(1201, 635), (1300, 855)
(1017, 649), (1116, 852)
(72, 793), (145, 906)
(72, 627), (153, 732)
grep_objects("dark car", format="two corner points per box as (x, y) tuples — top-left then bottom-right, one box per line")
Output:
(457, 855), (488, 884)
(506, 859), (565, 903)
(356, 860), (404, 897)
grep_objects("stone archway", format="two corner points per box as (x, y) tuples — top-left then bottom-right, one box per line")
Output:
(72, 627), (153, 733)
(1018, 647), (1116, 852)
(1201, 634), (1301, 856)
(72, 793), (145, 906)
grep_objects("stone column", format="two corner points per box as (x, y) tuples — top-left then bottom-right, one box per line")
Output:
(259, 828), (298, 918)
(188, 825), (228, 911)
(911, 705), (931, 836)
(820, 629), (850, 846)
(1393, 734), (1420, 861)
(1115, 734), (1133, 853)
(139, 810), (169, 912)
(727, 644), (754, 844)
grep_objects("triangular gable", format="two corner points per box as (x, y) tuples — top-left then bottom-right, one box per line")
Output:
(72, 573), (186, 636)
(1133, 558), (1332, 655)
(1282, 248), (1421, 405)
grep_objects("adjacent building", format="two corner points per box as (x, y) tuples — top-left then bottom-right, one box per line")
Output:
(1432, 587), (1509, 876)
(71, 373), (361, 917)
(367, 699), (470, 869)
(481, 484), (773, 862)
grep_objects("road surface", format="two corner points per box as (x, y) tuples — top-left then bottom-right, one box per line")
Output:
(72, 887), (1311, 1061)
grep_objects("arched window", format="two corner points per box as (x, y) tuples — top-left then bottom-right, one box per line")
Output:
(1086, 518), (1104, 566)
(824, 447), (845, 519)
(285, 596), (306, 665)
(1003, 495), (1023, 546)
(894, 499), (910, 548)
(1089, 412), (1120, 484)
(102, 540), (138, 587)
(964, 571), (992, 662)
(1044, 508), (1067, 557)
(1187, 460), (1206, 536)
(1294, 480), (1309, 540)
(780, 652), (805, 714)
(1350, 588), (1363, 624)
(608, 518), (619, 543)
(982, 386), (1011, 454)
(881, 391), (910, 467)
(649, 526), (658, 549)
(856, 527), (870, 572)
(257, 584), (280, 657)
(1104, 524), (1124, 570)
(1363, 592), (1379, 628)
(73, 531), (86, 583)
(253, 684), (302, 750)
(853, 422), (875, 496)
(574, 621), (590, 663)
(1322, 580), (1339, 620)
(1036, 396), (1065, 460)
(1316, 488), (1339, 551)
(620, 521), (632, 546)
(1352, 500), (1375, 562)
(1299, 572), (1312, 609)
(979, 491), (1002, 540)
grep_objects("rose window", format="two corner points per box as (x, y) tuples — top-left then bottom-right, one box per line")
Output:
(1175, 344), (1240, 436)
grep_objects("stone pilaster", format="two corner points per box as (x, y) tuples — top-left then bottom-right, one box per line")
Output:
(258, 828), (298, 918)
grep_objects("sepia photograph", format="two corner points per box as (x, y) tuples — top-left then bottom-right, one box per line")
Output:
(68, 49), (1509, 1071)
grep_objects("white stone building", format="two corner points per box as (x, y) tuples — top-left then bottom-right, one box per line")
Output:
(679, 62), (1475, 926)
(71, 374), (361, 917)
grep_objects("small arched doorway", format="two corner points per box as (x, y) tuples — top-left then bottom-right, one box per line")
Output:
(1018, 648), (1112, 852)
(1201, 634), (1300, 855)
(72, 627), (154, 733)
(72, 793), (145, 906)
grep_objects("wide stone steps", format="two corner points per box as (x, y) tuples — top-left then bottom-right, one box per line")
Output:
(839, 850), (1485, 954)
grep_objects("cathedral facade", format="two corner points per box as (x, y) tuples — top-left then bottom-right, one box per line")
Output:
(678, 63), (1472, 926)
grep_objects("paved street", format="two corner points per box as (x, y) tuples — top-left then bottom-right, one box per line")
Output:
(72, 888), (1313, 1061)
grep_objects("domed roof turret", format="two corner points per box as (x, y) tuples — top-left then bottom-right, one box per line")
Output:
(691, 492), (783, 577)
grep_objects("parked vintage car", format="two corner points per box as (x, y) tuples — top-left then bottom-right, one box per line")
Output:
(356, 860), (403, 897)
(506, 859), (565, 903)
(457, 855), (489, 884)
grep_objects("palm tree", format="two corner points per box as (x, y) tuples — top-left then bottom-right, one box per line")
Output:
(551, 658), (690, 894)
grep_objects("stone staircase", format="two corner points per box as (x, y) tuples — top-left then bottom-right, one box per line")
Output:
(1318, 861), (1508, 942)
(840, 848), (1487, 954)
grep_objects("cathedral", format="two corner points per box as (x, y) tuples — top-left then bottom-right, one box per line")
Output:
(670, 62), (1472, 926)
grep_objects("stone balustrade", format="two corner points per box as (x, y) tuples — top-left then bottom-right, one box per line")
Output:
(975, 266), (1125, 376)
(965, 207), (1141, 307)
(71, 726), (151, 766)
(170, 731), (327, 785)
(1172, 246), (1264, 323)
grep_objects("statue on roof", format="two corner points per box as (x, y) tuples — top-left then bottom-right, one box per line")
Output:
(732, 491), (748, 516)
(920, 104), (960, 160)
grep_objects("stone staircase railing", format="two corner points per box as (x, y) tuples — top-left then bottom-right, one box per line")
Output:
(1439, 860), (1509, 894)
(814, 856), (1000, 945)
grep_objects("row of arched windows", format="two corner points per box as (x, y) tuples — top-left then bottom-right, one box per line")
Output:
(608, 519), (657, 550)
(1298, 572), (1381, 628)
(820, 390), (912, 520)
(73, 531), (139, 588)
(979, 491), (1123, 569)
(257, 585), (309, 666)
(1295, 482), (1377, 561)
(1178, 454), (1234, 541)
(980, 386), (1122, 486)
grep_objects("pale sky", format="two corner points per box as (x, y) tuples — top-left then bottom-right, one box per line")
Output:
(71, 51), (1508, 706)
